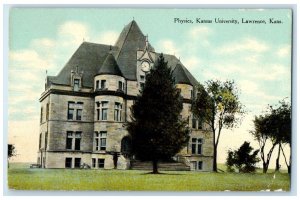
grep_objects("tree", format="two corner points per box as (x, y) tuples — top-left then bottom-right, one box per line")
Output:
(8, 144), (16, 168)
(192, 80), (244, 172)
(251, 100), (291, 173)
(127, 54), (190, 174)
(226, 141), (260, 173)
(273, 100), (291, 173)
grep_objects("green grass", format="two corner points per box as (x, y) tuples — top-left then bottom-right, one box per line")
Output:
(8, 163), (290, 191)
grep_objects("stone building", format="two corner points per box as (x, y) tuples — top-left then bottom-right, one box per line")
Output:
(38, 20), (214, 171)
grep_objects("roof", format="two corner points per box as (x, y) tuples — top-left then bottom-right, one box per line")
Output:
(113, 20), (155, 80)
(47, 42), (112, 88)
(46, 20), (198, 88)
(97, 53), (123, 76)
(160, 53), (198, 86)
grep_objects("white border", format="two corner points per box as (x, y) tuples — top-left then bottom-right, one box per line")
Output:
(1, 1), (299, 199)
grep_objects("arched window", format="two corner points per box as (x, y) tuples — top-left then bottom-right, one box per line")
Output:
(121, 136), (131, 157)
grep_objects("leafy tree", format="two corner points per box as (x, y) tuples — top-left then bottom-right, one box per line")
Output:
(251, 100), (291, 173)
(127, 54), (190, 174)
(192, 80), (244, 172)
(226, 141), (260, 173)
(8, 144), (16, 168)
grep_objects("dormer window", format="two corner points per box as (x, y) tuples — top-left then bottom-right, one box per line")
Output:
(74, 79), (80, 91)
(71, 66), (83, 91)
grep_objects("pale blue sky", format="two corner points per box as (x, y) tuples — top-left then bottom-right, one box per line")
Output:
(8, 8), (292, 164)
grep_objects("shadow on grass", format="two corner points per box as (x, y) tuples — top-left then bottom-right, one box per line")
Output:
(141, 172), (183, 175)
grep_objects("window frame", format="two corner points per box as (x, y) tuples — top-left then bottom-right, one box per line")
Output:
(98, 159), (105, 168)
(74, 158), (81, 168)
(100, 101), (108, 121)
(198, 161), (203, 170)
(74, 78), (80, 91)
(100, 131), (107, 151)
(65, 157), (72, 168)
(100, 80), (106, 89)
(114, 102), (122, 122)
(191, 138), (203, 155)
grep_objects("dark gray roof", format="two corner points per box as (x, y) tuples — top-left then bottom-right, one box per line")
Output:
(159, 53), (198, 86)
(98, 53), (123, 76)
(113, 20), (155, 80)
(172, 63), (192, 85)
(46, 20), (198, 88)
(47, 42), (113, 87)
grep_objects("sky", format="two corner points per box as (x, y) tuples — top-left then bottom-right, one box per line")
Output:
(8, 8), (292, 168)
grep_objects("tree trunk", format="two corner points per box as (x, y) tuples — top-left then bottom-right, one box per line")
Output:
(213, 145), (217, 172)
(152, 159), (159, 174)
(263, 162), (268, 173)
(275, 143), (281, 171)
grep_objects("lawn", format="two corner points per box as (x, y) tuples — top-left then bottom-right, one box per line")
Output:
(8, 163), (290, 191)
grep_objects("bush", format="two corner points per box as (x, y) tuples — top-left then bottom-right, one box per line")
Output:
(226, 141), (260, 173)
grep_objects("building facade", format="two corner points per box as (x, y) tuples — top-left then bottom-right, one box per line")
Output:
(38, 20), (214, 171)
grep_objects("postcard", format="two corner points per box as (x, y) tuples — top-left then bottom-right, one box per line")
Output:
(7, 7), (292, 192)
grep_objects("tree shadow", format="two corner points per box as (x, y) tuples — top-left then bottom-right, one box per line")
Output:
(140, 172), (183, 175)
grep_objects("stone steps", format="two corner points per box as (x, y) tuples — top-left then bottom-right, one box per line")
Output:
(130, 160), (190, 171)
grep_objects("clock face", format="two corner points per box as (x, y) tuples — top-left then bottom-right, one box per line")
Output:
(141, 61), (150, 72)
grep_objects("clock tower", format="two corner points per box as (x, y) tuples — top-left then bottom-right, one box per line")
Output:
(136, 35), (156, 90)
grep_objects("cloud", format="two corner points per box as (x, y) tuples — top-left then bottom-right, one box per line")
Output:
(188, 26), (212, 39)
(216, 37), (269, 55)
(58, 21), (90, 46)
(9, 50), (51, 70)
(252, 64), (289, 81)
(187, 26), (213, 47)
(276, 45), (291, 58)
(97, 31), (119, 45)
(157, 39), (181, 56)
(182, 56), (202, 71)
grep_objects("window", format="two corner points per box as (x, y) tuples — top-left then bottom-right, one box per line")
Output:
(198, 161), (203, 170)
(140, 75), (145, 81)
(75, 132), (81, 150)
(96, 80), (99, 90)
(191, 138), (203, 155)
(114, 103), (122, 121)
(66, 132), (73, 150)
(40, 107), (43, 123)
(94, 131), (107, 151)
(192, 118), (197, 129)
(118, 81), (123, 91)
(74, 158), (81, 168)
(76, 109), (82, 120)
(100, 101), (108, 120)
(65, 158), (72, 168)
(100, 132), (107, 150)
(95, 132), (99, 151)
(92, 158), (96, 168)
(45, 132), (48, 150)
(74, 79), (80, 91)
(101, 80), (106, 89)
(39, 133), (42, 149)
(66, 131), (81, 150)
(46, 103), (49, 120)
(198, 121), (203, 130)
(197, 139), (203, 154)
(68, 102), (75, 120)
(98, 159), (105, 168)
(68, 101), (83, 120)
(140, 82), (145, 90)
